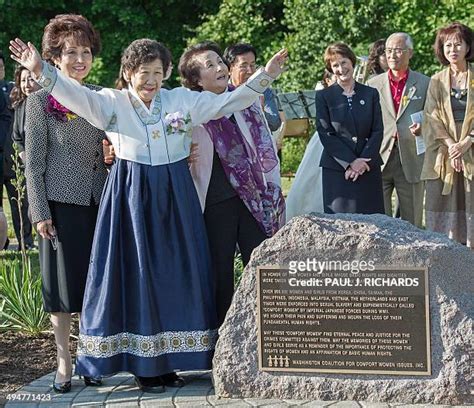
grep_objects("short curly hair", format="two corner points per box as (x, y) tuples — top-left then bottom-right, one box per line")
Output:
(178, 41), (225, 91)
(42, 14), (101, 63)
(324, 42), (357, 73)
(120, 39), (172, 78)
(433, 22), (474, 65)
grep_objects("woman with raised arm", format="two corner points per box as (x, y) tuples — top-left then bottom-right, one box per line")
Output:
(11, 34), (287, 393)
(14, 15), (107, 393)
(179, 41), (285, 327)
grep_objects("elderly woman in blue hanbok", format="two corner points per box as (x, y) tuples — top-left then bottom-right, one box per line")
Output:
(11, 35), (287, 393)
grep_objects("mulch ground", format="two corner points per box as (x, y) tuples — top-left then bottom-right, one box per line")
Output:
(0, 318), (78, 402)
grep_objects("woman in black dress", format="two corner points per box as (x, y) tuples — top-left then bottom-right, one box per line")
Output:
(24, 15), (107, 392)
(316, 43), (384, 214)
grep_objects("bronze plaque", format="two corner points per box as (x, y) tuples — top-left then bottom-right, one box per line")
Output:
(257, 265), (431, 375)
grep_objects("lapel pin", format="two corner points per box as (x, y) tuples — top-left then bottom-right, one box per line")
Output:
(360, 100), (365, 105)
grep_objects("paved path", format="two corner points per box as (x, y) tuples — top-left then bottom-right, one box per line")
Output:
(4, 371), (472, 407)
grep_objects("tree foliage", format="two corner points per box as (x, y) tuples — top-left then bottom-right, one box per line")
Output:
(0, 0), (220, 87)
(1, 0), (472, 91)
(189, 0), (285, 64)
(191, 0), (473, 91)
(282, 0), (389, 90)
(283, 0), (474, 90)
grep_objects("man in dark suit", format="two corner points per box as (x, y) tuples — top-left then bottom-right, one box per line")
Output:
(368, 33), (430, 227)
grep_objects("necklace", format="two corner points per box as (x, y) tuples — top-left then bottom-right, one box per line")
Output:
(450, 69), (467, 88)
(450, 88), (468, 100)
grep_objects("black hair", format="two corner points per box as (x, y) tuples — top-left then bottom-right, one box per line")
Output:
(178, 41), (225, 91)
(116, 39), (172, 89)
(223, 43), (257, 65)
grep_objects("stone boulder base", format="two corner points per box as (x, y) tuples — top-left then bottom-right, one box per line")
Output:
(212, 214), (473, 405)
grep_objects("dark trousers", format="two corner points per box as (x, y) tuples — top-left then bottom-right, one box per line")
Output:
(4, 176), (33, 247)
(204, 196), (267, 326)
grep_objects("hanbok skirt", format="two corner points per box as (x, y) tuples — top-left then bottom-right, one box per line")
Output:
(75, 158), (218, 377)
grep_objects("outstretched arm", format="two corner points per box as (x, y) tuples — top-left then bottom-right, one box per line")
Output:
(187, 49), (289, 125)
(10, 38), (116, 131)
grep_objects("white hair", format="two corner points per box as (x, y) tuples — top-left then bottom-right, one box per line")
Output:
(386, 32), (414, 50)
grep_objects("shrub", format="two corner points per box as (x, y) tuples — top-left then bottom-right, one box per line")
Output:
(0, 255), (48, 334)
(280, 137), (307, 175)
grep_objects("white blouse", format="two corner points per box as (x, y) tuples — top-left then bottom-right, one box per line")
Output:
(37, 62), (275, 166)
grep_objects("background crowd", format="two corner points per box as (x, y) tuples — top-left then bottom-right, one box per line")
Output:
(0, 9), (472, 396)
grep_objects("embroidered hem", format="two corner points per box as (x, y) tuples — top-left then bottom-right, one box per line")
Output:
(37, 61), (57, 91)
(77, 329), (218, 358)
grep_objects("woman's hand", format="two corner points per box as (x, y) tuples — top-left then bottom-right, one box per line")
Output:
(102, 139), (115, 165)
(264, 49), (289, 79)
(451, 157), (463, 173)
(37, 219), (57, 240)
(448, 139), (471, 159)
(9, 38), (43, 78)
(345, 168), (360, 182)
(350, 158), (371, 174)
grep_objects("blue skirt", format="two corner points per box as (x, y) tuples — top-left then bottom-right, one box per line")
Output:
(76, 158), (217, 377)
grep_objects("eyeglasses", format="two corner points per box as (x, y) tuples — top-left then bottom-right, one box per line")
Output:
(235, 63), (257, 72)
(385, 48), (408, 56)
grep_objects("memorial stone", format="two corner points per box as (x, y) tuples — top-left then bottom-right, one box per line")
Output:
(212, 214), (473, 405)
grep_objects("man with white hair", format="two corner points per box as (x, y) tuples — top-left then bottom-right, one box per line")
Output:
(368, 33), (430, 227)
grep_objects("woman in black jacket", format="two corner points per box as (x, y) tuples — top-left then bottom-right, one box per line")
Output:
(316, 43), (384, 214)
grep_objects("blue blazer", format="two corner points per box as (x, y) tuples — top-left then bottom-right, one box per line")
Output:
(316, 82), (383, 172)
